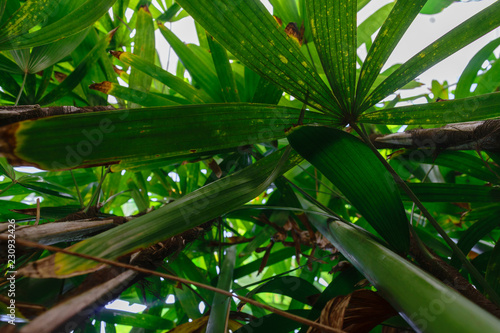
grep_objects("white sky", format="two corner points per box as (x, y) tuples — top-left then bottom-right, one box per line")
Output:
(158, 0), (500, 100)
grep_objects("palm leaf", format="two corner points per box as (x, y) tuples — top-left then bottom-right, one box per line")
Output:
(355, 0), (427, 112)
(0, 104), (330, 170)
(0, 0), (118, 51)
(18, 147), (301, 278)
(307, 0), (357, 114)
(359, 92), (500, 125)
(287, 125), (410, 254)
(361, 1), (500, 112)
(175, 0), (341, 117)
(128, 4), (155, 109)
(313, 218), (500, 332)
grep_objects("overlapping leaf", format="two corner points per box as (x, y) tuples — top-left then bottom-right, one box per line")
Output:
(175, 0), (341, 117)
(158, 24), (224, 102)
(355, 0), (427, 112)
(128, 5), (154, 108)
(0, 104), (330, 170)
(0, 0), (62, 44)
(207, 34), (240, 103)
(404, 183), (500, 203)
(90, 81), (182, 107)
(287, 125), (410, 253)
(37, 28), (117, 105)
(0, 0), (118, 51)
(359, 92), (500, 125)
(111, 51), (213, 103)
(206, 246), (236, 333)
(361, 1), (500, 112)
(450, 214), (500, 268)
(455, 37), (500, 99)
(312, 219), (500, 332)
(244, 276), (319, 305)
(18, 147), (301, 278)
(307, 0), (357, 114)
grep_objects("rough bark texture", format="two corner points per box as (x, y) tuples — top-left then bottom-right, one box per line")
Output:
(0, 105), (115, 127)
(371, 120), (500, 152)
(409, 234), (500, 319)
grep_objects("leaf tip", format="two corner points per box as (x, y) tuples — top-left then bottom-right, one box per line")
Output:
(89, 81), (112, 94)
(273, 15), (283, 27)
(110, 50), (123, 59)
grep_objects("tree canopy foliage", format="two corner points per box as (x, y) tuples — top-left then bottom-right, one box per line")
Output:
(1, 0), (500, 332)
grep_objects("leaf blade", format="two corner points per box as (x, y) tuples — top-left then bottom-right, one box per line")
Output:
(128, 5), (155, 108)
(158, 23), (224, 102)
(361, 1), (500, 111)
(175, 0), (341, 117)
(355, 0), (427, 112)
(312, 218), (500, 332)
(37, 28), (116, 105)
(358, 92), (500, 125)
(18, 148), (301, 278)
(287, 125), (410, 253)
(1, 104), (330, 171)
(307, 0), (357, 113)
(0, 0), (118, 51)
(207, 33), (240, 103)
(112, 51), (213, 103)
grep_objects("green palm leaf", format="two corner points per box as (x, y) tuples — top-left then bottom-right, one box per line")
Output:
(307, 0), (357, 114)
(175, 0), (341, 117)
(0, 104), (330, 170)
(313, 218), (500, 332)
(18, 147), (301, 278)
(361, 1), (500, 112)
(287, 125), (410, 253)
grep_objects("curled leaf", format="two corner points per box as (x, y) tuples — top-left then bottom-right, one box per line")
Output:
(307, 290), (397, 333)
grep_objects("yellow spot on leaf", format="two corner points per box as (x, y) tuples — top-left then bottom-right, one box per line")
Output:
(279, 55), (288, 64)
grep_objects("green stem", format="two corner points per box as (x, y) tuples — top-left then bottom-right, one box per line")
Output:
(15, 71), (28, 106)
(284, 177), (345, 222)
(206, 246), (236, 333)
(351, 122), (500, 306)
(70, 170), (84, 208)
(0, 180), (18, 195)
(84, 167), (110, 213)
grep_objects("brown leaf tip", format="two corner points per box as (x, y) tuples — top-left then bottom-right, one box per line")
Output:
(110, 50), (123, 59)
(109, 26), (119, 39)
(139, 4), (151, 14)
(89, 81), (112, 94)
(273, 15), (283, 27)
(113, 65), (125, 75)
(285, 22), (304, 46)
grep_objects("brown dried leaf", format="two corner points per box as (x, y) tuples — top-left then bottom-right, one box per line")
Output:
(257, 242), (274, 276)
(273, 15), (283, 27)
(285, 22), (303, 46)
(54, 71), (67, 82)
(307, 290), (398, 333)
(329, 261), (352, 275)
(208, 158), (222, 178)
(89, 81), (112, 94)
